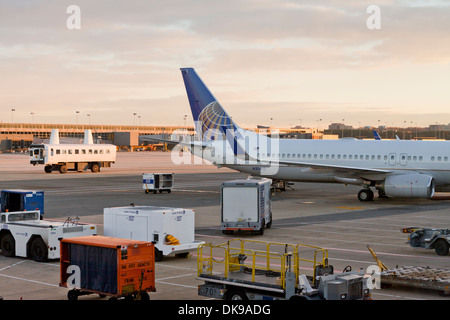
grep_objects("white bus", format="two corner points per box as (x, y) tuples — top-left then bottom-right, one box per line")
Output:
(30, 129), (116, 174)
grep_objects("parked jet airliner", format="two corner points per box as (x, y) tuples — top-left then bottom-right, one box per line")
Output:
(158, 68), (450, 202)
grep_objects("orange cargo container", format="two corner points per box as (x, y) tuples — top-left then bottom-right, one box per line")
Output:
(60, 235), (155, 300)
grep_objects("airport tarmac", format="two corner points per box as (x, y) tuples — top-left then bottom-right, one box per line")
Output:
(0, 151), (449, 300)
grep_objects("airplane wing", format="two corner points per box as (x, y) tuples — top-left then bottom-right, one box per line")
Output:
(258, 158), (391, 175)
(140, 135), (212, 149)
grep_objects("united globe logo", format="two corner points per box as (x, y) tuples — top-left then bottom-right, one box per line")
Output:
(197, 101), (237, 141)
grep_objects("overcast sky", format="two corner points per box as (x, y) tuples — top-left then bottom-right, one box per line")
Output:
(1, 0), (450, 128)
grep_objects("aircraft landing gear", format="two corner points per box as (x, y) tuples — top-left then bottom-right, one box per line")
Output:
(358, 188), (374, 202)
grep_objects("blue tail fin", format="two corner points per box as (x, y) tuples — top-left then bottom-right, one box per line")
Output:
(180, 68), (239, 141)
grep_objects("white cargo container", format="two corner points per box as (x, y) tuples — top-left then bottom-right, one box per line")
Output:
(103, 205), (204, 261)
(221, 178), (272, 235)
(142, 173), (174, 194)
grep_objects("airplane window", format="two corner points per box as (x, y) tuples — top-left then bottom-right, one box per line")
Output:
(413, 156), (417, 161)
(401, 155), (406, 160)
(82, 149), (86, 154)
(419, 156), (423, 161)
(302, 154), (306, 158)
(371, 155), (375, 160)
(445, 157), (448, 161)
(331, 154), (335, 159)
(343, 155), (347, 159)
(349, 155), (353, 160)
(282, 154), (285, 158)
(438, 156), (441, 161)
(56, 149), (60, 154)
(75, 149), (79, 154)
(337, 155), (341, 159)
(326, 154), (330, 159)
(62, 150), (67, 154)
(377, 155), (381, 160)
(308, 154), (311, 159)
(314, 154), (317, 159)
(365, 155), (369, 160)
(360, 155), (364, 160)
(287, 154), (290, 158)
(89, 149), (93, 154)
(94, 150), (98, 154)
(100, 149), (104, 154)
(408, 156), (411, 161)
(297, 154), (301, 158)
(68, 149), (72, 154)
(51, 149), (54, 156)
(106, 149), (110, 154)
(384, 155), (388, 160)
(431, 156), (435, 161)
(320, 154), (323, 159)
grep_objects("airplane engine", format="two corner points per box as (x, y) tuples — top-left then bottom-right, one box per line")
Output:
(380, 174), (435, 199)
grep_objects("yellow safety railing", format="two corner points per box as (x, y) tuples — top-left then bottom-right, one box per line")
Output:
(197, 239), (329, 290)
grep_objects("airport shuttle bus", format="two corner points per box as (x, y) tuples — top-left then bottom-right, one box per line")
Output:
(29, 129), (116, 174)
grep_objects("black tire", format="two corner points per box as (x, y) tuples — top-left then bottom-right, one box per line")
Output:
(67, 289), (79, 301)
(358, 189), (374, 202)
(140, 291), (150, 300)
(266, 214), (272, 228)
(44, 166), (52, 173)
(434, 239), (449, 256)
(30, 238), (48, 262)
(225, 289), (248, 300)
(155, 248), (163, 262)
(59, 165), (67, 174)
(90, 163), (100, 173)
(1, 233), (16, 257)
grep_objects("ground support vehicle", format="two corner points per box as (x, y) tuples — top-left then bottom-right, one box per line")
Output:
(29, 129), (116, 174)
(221, 178), (272, 235)
(197, 239), (371, 300)
(1, 189), (45, 216)
(143, 173), (174, 194)
(0, 211), (97, 261)
(402, 227), (450, 256)
(104, 205), (204, 261)
(60, 236), (155, 300)
(270, 180), (294, 195)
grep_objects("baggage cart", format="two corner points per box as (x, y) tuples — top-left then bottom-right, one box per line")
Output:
(60, 235), (156, 300)
(143, 173), (174, 194)
(1, 189), (44, 216)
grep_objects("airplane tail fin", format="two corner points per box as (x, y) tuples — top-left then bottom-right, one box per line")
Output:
(180, 68), (239, 141)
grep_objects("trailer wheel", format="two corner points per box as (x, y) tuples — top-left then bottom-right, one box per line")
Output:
(44, 166), (52, 173)
(30, 238), (48, 262)
(1, 233), (15, 257)
(225, 289), (248, 300)
(90, 163), (100, 173)
(434, 239), (449, 256)
(59, 165), (67, 174)
(67, 289), (79, 301)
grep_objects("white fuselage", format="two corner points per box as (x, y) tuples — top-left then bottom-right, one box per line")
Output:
(190, 136), (450, 192)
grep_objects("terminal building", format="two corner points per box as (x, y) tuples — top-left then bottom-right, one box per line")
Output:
(0, 122), (334, 153)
